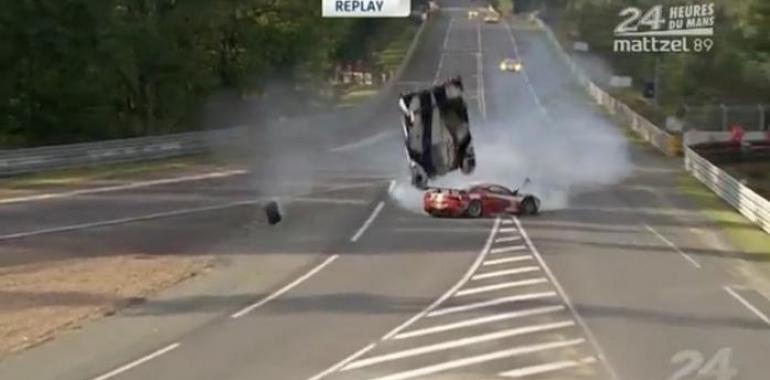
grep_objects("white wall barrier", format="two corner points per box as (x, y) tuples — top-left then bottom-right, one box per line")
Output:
(685, 146), (770, 234)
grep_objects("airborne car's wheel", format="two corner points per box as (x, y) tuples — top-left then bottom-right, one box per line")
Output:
(520, 197), (539, 216)
(411, 167), (428, 189)
(460, 155), (475, 174)
(264, 201), (282, 225)
(466, 200), (483, 218)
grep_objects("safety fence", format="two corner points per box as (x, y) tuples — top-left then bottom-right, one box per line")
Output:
(685, 145), (770, 234)
(683, 104), (769, 132)
(534, 16), (769, 234)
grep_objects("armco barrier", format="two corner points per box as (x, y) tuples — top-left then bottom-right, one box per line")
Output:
(534, 17), (679, 157)
(685, 145), (770, 234)
(0, 127), (246, 176)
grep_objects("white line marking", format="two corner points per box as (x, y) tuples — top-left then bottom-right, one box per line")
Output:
(471, 266), (540, 281)
(442, 17), (454, 49)
(434, 53), (446, 84)
(724, 286), (770, 326)
(476, 22), (487, 120)
(499, 227), (518, 233)
(1, 170), (246, 205)
(490, 245), (527, 254)
(514, 217), (621, 380)
(231, 255), (338, 318)
(306, 344), (376, 380)
(499, 356), (597, 378)
(0, 199), (264, 242)
(501, 219), (514, 225)
(495, 236), (521, 243)
(644, 224), (702, 268)
(364, 339), (586, 380)
(0, 185), (370, 241)
(428, 292), (557, 317)
(483, 255), (533, 266)
(456, 278), (548, 297)
(393, 305), (565, 340)
(344, 321), (575, 371)
(381, 218), (501, 339)
(350, 201), (386, 242)
(291, 197), (368, 205)
(433, 17), (454, 84)
(328, 129), (396, 153)
(91, 343), (180, 380)
(477, 15), (482, 51)
(322, 181), (385, 192)
(388, 180), (396, 194)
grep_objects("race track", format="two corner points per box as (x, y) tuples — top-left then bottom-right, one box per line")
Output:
(1, 1), (769, 380)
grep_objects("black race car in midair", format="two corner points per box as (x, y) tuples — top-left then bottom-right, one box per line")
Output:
(398, 77), (476, 189)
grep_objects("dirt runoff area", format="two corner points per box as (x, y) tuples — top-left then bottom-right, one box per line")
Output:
(0, 252), (211, 358)
(0, 157), (223, 358)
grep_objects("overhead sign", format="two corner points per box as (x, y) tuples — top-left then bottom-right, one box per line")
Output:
(322, 0), (411, 17)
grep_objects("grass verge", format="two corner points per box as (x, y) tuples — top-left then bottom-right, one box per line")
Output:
(678, 173), (770, 259)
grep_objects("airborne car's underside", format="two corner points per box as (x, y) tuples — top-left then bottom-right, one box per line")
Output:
(398, 77), (476, 189)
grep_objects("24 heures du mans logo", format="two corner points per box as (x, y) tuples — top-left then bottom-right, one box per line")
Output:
(613, 3), (715, 53)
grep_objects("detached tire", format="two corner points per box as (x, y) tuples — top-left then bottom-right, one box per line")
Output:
(264, 201), (282, 225)
(520, 197), (539, 216)
(466, 200), (483, 218)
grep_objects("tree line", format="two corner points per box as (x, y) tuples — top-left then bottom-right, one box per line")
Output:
(0, 0), (415, 147)
(550, 0), (769, 114)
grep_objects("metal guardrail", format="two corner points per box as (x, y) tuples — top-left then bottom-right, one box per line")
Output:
(685, 145), (770, 234)
(535, 15), (770, 234)
(0, 127), (245, 176)
(535, 17), (680, 157)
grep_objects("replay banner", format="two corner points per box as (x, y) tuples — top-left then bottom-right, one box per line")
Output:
(322, 0), (411, 17)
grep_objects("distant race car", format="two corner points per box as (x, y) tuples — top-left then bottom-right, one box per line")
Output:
(499, 58), (522, 72)
(483, 12), (500, 23)
(483, 6), (500, 23)
(398, 77), (476, 189)
(423, 183), (540, 218)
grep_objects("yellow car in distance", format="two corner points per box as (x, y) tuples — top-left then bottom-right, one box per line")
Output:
(500, 58), (522, 72)
(483, 11), (500, 23)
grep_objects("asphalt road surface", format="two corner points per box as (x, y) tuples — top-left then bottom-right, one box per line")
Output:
(1, 1), (770, 380)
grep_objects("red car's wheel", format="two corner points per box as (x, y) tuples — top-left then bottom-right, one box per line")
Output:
(520, 197), (539, 215)
(466, 200), (483, 218)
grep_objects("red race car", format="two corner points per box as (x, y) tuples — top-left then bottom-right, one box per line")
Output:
(423, 183), (540, 218)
